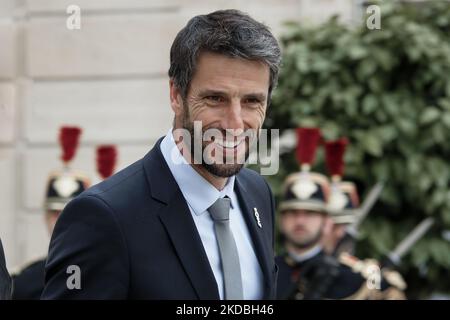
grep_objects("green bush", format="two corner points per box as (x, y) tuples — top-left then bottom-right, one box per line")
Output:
(266, 0), (450, 298)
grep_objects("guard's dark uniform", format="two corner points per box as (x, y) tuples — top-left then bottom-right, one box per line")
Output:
(0, 238), (12, 300)
(276, 129), (406, 300)
(276, 250), (406, 300)
(12, 259), (46, 300)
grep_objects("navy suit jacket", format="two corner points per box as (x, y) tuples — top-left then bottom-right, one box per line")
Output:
(42, 137), (277, 299)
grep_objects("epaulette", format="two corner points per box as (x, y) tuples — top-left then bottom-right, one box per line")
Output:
(382, 268), (407, 291)
(338, 252), (379, 280)
(339, 253), (407, 297)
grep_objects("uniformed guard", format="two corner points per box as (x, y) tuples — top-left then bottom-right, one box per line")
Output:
(276, 129), (406, 300)
(276, 127), (341, 300)
(0, 238), (12, 300)
(322, 137), (406, 299)
(12, 126), (90, 300)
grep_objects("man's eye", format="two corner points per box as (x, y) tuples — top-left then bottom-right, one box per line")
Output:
(205, 96), (224, 103)
(243, 98), (261, 105)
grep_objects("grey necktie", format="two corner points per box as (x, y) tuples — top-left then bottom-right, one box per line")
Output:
(208, 197), (244, 300)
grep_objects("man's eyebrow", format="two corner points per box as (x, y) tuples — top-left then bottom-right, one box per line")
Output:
(243, 93), (267, 101)
(199, 89), (267, 102)
(198, 89), (229, 97)
(198, 89), (267, 102)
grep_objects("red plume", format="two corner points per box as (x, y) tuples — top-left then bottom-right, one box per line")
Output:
(296, 128), (321, 166)
(325, 138), (348, 177)
(59, 126), (82, 164)
(96, 145), (117, 179)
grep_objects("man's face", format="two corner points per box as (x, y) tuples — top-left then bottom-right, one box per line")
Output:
(280, 209), (327, 249)
(170, 51), (270, 177)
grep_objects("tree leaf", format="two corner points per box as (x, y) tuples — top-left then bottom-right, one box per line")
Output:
(420, 107), (441, 125)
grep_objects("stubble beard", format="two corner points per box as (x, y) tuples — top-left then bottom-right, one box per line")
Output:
(180, 102), (250, 178)
(286, 227), (324, 250)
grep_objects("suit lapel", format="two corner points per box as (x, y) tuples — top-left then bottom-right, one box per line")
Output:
(143, 139), (219, 300)
(157, 196), (220, 300)
(235, 176), (273, 299)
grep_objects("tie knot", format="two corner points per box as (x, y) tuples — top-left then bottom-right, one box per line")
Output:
(208, 197), (231, 222)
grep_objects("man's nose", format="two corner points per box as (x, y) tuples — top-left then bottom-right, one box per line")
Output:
(294, 212), (309, 223)
(221, 99), (244, 130)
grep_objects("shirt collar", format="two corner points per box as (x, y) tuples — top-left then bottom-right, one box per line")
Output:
(160, 129), (236, 216)
(288, 245), (322, 263)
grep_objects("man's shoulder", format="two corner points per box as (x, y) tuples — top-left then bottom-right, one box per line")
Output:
(237, 166), (265, 180)
(332, 253), (406, 299)
(81, 139), (167, 206)
(59, 156), (151, 225)
(84, 158), (145, 199)
(337, 253), (407, 298)
(301, 252), (367, 299)
(236, 167), (271, 193)
(236, 168), (274, 212)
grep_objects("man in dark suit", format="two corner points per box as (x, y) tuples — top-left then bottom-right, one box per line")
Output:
(42, 9), (281, 299)
(0, 238), (12, 300)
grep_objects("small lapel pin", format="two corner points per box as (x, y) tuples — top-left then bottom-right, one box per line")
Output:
(253, 208), (262, 228)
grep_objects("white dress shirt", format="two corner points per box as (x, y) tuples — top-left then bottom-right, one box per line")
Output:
(160, 129), (264, 300)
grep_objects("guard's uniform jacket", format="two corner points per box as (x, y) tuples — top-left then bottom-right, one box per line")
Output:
(0, 238), (12, 300)
(12, 259), (46, 300)
(276, 250), (406, 300)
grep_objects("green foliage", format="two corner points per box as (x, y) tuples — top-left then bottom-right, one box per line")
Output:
(266, 1), (450, 298)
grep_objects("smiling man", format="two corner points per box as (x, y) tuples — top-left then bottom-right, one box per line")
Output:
(42, 9), (281, 299)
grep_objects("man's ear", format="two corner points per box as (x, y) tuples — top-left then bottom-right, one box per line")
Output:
(169, 79), (183, 117)
(335, 224), (347, 238)
(323, 216), (334, 235)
